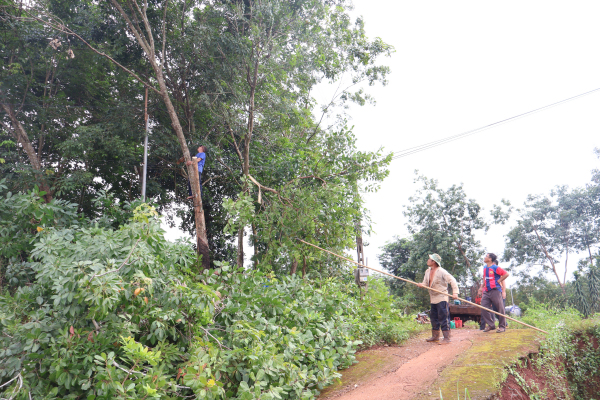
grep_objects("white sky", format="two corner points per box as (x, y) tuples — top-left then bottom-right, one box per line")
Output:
(328, 0), (600, 287)
(166, 1), (600, 288)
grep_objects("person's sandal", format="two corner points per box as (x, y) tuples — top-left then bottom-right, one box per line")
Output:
(483, 326), (495, 332)
(496, 327), (506, 333)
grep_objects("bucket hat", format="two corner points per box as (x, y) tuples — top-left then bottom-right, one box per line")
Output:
(429, 253), (442, 267)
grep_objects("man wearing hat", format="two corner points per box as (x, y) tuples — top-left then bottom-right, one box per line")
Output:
(418, 253), (459, 344)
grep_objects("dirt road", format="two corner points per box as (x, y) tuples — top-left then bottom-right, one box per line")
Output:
(319, 329), (479, 400)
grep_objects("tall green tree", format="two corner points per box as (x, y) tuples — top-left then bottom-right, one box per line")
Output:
(193, 0), (393, 266)
(403, 174), (511, 298)
(5, 0), (394, 273)
(588, 262), (600, 314)
(504, 185), (600, 295)
(224, 127), (391, 275)
(379, 237), (413, 280)
(377, 236), (430, 308)
(0, 0), (159, 216)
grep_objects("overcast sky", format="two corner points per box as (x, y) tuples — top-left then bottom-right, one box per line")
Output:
(322, 0), (600, 287)
(165, 1), (600, 288)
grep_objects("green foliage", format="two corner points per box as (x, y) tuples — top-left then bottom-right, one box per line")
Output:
(589, 262), (600, 313)
(574, 271), (591, 318)
(1, 0), (148, 208)
(510, 300), (583, 331)
(224, 129), (391, 274)
(0, 199), (419, 399)
(399, 173), (511, 300)
(504, 185), (600, 290)
(462, 320), (479, 329)
(2, 0), (394, 270)
(377, 237), (430, 311)
(502, 303), (600, 400)
(0, 182), (80, 291)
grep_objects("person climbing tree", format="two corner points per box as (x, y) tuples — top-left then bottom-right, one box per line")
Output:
(186, 145), (206, 199)
(418, 253), (459, 344)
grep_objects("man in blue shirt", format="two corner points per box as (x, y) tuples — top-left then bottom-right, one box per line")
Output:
(186, 145), (206, 199)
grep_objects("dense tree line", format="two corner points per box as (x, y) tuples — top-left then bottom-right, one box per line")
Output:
(1, 0), (392, 273)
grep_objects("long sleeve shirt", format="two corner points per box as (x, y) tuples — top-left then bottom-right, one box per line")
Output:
(421, 266), (460, 304)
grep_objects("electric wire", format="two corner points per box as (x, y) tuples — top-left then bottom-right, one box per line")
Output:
(390, 87), (600, 160)
(5, 87), (600, 170)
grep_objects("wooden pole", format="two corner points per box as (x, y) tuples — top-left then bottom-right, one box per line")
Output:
(298, 239), (549, 334)
(141, 87), (149, 201)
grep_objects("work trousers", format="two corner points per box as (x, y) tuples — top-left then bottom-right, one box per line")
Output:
(481, 289), (506, 329)
(430, 301), (450, 331)
(187, 172), (203, 197)
(480, 298), (506, 329)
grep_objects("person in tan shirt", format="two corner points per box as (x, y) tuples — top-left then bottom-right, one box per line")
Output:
(418, 253), (459, 344)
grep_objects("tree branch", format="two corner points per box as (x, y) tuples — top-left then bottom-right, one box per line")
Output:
(161, 0), (170, 65)
(227, 124), (244, 165)
(89, 238), (142, 282)
(198, 326), (231, 350)
(20, 9), (160, 94)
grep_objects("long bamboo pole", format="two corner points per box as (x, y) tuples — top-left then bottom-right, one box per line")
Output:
(298, 239), (548, 335)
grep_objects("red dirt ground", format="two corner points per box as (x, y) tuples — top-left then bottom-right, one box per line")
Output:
(492, 356), (571, 400)
(319, 329), (477, 400)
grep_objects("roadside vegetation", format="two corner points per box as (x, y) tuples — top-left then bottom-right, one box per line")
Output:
(496, 305), (600, 400)
(0, 186), (421, 399)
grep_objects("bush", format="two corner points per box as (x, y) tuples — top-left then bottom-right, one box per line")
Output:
(463, 320), (479, 329)
(0, 182), (80, 291)
(508, 299), (582, 331)
(501, 302), (600, 399)
(0, 201), (420, 399)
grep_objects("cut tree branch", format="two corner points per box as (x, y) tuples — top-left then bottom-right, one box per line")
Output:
(89, 238), (142, 282)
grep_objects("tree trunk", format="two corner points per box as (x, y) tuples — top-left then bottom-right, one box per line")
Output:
(157, 78), (210, 270)
(188, 163), (209, 269)
(290, 257), (298, 275)
(236, 59), (259, 266)
(1, 100), (53, 202)
(533, 227), (566, 295)
(455, 240), (478, 283)
(237, 227), (244, 268)
(252, 223), (258, 269)
(107, 0), (210, 270)
(302, 256), (307, 278)
(564, 246), (569, 286)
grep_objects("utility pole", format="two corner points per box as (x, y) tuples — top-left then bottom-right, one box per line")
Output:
(355, 220), (368, 300)
(141, 87), (149, 201)
(356, 221), (365, 266)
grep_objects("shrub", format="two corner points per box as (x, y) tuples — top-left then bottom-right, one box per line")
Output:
(501, 304), (600, 399)
(463, 320), (479, 329)
(0, 182), (80, 292)
(0, 201), (420, 399)
(508, 299), (582, 331)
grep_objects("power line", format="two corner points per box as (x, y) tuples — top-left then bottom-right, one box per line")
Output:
(391, 87), (600, 160)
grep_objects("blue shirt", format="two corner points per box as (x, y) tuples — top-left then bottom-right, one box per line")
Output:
(196, 152), (206, 173)
(483, 265), (507, 292)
